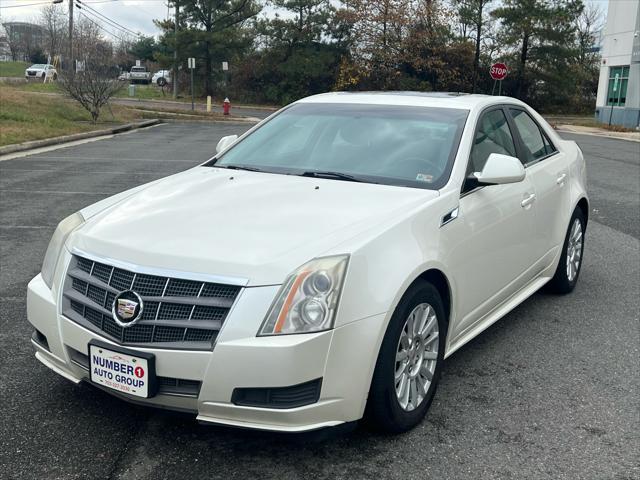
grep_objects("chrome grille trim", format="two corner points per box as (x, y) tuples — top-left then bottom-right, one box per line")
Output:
(62, 254), (242, 350)
(71, 247), (249, 286)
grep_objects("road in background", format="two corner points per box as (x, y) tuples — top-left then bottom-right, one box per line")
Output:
(562, 133), (640, 239)
(0, 124), (637, 480)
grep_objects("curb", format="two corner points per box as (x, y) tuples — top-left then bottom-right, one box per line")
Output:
(0, 119), (161, 156)
(139, 112), (261, 124)
(0, 77), (26, 84)
(112, 96), (278, 111)
(555, 125), (640, 143)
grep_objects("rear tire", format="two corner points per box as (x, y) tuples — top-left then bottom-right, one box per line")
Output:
(546, 208), (586, 294)
(365, 280), (446, 433)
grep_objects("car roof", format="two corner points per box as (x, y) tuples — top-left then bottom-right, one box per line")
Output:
(296, 91), (526, 111)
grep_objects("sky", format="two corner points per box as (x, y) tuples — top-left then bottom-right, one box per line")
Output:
(0, 0), (613, 40)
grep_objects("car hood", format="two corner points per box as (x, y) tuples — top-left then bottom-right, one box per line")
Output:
(71, 167), (438, 286)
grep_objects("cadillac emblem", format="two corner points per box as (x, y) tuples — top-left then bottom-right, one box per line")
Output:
(112, 290), (143, 327)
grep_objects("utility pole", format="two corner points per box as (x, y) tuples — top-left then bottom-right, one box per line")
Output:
(173, 0), (179, 99)
(68, 0), (73, 70)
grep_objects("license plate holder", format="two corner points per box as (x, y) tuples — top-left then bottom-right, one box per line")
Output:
(88, 340), (157, 398)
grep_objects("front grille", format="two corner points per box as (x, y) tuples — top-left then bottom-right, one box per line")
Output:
(62, 255), (242, 350)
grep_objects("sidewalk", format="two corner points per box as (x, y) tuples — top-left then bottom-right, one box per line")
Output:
(111, 97), (274, 120)
(555, 124), (640, 142)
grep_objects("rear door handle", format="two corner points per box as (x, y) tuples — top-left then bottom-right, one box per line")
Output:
(521, 193), (536, 208)
(556, 173), (567, 185)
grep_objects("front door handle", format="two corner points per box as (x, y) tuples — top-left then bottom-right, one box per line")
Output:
(440, 206), (459, 227)
(556, 173), (567, 185)
(521, 193), (536, 208)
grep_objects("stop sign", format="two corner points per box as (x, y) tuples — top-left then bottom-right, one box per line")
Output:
(490, 63), (508, 81)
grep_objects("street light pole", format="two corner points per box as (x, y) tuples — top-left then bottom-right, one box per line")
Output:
(173, 0), (179, 99)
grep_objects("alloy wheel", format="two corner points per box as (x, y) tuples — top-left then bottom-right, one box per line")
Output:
(566, 218), (583, 282)
(394, 303), (439, 412)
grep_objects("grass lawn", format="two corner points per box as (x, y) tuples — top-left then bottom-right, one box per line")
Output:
(0, 61), (30, 77)
(0, 84), (141, 147)
(544, 114), (638, 133)
(11, 81), (190, 102)
(544, 115), (597, 127)
(8, 81), (280, 109)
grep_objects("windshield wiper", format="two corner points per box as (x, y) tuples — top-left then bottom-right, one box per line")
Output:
(217, 164), (264, 172)
(300, 170), (364, 182)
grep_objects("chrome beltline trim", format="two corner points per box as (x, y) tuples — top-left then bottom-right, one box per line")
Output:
(69, 246), (250, 287)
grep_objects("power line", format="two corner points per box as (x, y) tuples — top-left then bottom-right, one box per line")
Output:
(79, 0), (161, 21)
(78, 7), (133, 40)
(77, 0), (140, 36)
(0, 1), (53, 9)
(77, 9), (127, 42)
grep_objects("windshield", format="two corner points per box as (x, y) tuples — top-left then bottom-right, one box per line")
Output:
(30, 64), (46, 69)
(213, 103), (468, 189)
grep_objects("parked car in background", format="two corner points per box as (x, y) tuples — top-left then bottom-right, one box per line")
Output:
(128, 66), (151, 84)
(27, 92), (588, 434)
(152, 70), (171, 86)
(25, 64), (57, 81)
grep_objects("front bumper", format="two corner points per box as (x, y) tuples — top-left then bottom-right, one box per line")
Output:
(27, 272), (386, 432)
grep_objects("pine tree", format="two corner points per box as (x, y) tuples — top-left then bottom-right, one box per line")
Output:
(492, 0), (584, 100)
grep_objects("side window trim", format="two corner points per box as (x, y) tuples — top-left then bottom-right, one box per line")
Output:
(507, 107), (559, 168)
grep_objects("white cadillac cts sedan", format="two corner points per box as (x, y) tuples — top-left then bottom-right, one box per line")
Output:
(27, 92), (588, 433)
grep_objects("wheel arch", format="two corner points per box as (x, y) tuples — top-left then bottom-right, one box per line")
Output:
(576, 197), (589, 226)
(415, 268), (452, 329)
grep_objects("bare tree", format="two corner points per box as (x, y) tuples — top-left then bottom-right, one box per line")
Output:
(60, 67), (124, 123)
(5, 27), (22, 61)
(40, 4), (67, 59)
(59, 37), (123, 123)
(575, 2), (604, 66)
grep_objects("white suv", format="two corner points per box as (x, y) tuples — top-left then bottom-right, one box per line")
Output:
(25, 64), (57, 81)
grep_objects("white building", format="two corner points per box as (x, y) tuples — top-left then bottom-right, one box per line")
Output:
(595, 0), (640, 128)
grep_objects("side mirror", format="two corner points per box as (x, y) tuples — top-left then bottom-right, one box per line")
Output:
(216, 134), (238, 154)
(471, 153), (525, 186)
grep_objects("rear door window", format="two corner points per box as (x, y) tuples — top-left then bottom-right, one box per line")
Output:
(510, 109), (556, 164)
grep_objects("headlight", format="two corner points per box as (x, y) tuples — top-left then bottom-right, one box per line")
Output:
(258, 255), (349, 336)
(41, 212), (85, 288)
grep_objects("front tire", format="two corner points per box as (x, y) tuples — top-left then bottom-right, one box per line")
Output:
(366, 280), (446, 433)
(157, 77), (167, 87)
(546, 208), (586, 294)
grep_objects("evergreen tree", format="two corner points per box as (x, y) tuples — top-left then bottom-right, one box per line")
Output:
(492, 0), (584, 100)
(180, 0), (261, 95)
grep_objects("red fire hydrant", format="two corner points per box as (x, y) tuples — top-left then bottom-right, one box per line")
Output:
(223, 97), (231, 116)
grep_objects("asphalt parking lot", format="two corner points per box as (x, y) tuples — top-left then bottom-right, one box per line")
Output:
(1, 123), (638, 480)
